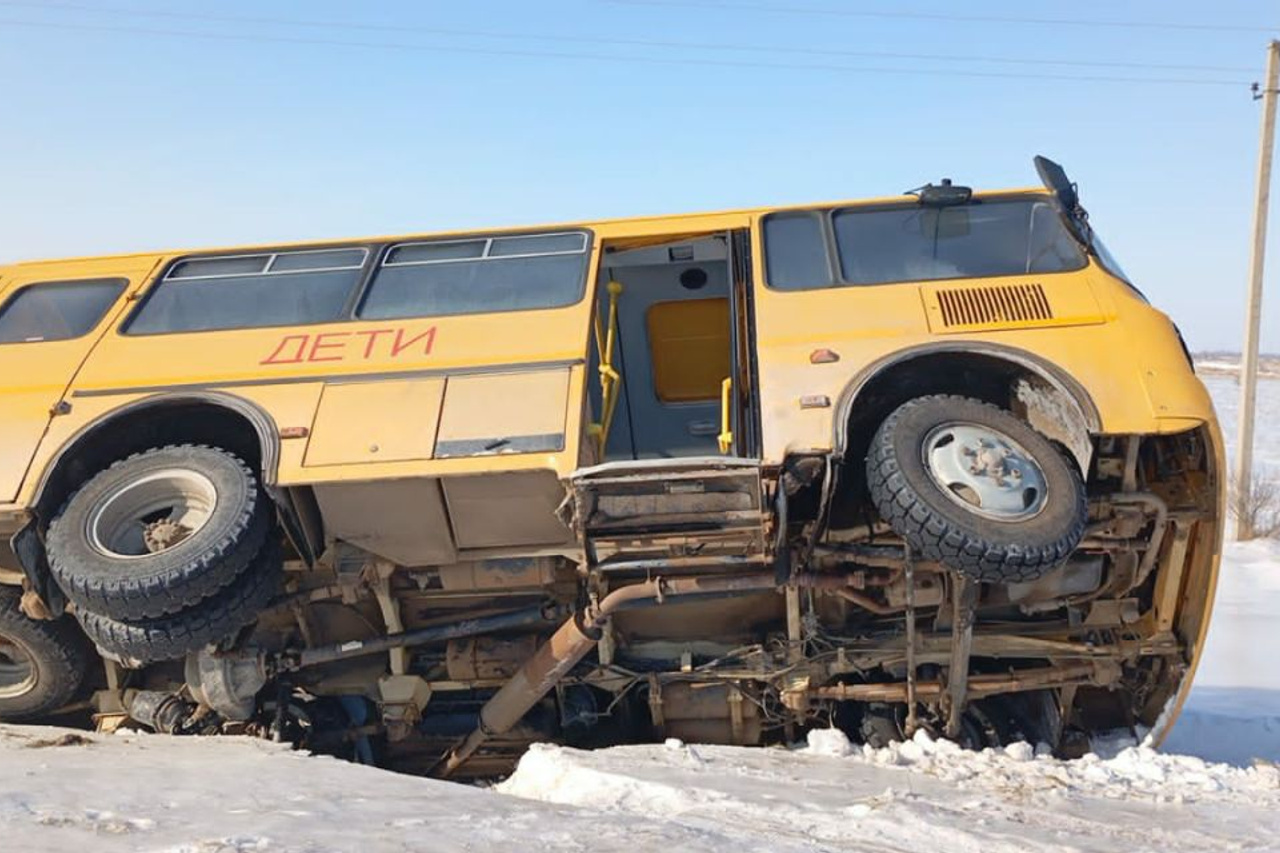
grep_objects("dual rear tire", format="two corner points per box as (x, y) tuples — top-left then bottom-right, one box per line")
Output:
(47, 445), (281, 664)
(0, 591), (89, 721)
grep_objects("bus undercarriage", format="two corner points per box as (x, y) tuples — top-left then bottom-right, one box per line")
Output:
(89, 425), (1216, 780)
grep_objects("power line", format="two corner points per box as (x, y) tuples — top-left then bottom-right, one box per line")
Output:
(608, 0), (1280, 34)
(0, 0), (1260, 76)
(0, 17), (1253, 88)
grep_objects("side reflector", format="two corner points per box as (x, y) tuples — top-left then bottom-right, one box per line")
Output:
(809, 348), (840, 364)
(799, 395), (831, 409)
(280, 427), (311, 439)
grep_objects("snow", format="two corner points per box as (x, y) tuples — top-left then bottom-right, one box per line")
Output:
(1162, 536), (1280, 766)
(1202, 373), (1280, 478)
(1, 376), (1278, 851)
(1160, 376), (1280, 767)
(498, 731), (1280, 852)
(1195, 356), (1280, 381)
(1196, 360), (1243, 373)
(5, 723), (1276, 853)
(0, 725), (731, 853)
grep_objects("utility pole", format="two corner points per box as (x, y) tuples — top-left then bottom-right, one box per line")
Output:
(1235, 39), (1279, 541)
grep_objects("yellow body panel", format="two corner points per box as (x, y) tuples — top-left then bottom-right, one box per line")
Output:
(305, 378), (446, 466)
(436, 370), (570, 450)
(750, 265), (1214, 460)
(920, 278), (1105, 334)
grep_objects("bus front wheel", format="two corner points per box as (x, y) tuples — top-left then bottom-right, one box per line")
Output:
(865, 394), (1087, 584)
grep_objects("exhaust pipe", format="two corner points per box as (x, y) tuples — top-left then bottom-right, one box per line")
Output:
(437, 572), (779, 776)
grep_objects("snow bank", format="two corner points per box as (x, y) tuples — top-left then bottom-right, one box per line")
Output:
(0, 725), (732, 853)
(821, 727), (1280, 803)
(500, 732), (1280, 852)
(6, 719), (1278, 853)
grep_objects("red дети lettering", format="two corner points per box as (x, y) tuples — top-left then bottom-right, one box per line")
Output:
(262, 325), (438, 365)
(354, 328), (395, 359)
(260, 334), (310, 365)
(390, 326), (437, 357)
(308, 332), (349, 363)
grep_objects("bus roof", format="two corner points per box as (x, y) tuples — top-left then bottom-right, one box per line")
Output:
(4, 185), (1047, 271)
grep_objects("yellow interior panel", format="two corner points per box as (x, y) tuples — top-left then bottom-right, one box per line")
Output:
(646, 297), (731, 402)
(305, 378), (445, 466)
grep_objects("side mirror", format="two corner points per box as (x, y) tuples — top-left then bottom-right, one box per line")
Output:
(1033, 155), (1079, 211)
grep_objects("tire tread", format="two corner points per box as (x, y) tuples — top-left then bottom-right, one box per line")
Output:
(77, 542), (283, 664)
(866, 395), (1087, 584)
(47, 444), (270, 621)
(0, 591), (89, 720)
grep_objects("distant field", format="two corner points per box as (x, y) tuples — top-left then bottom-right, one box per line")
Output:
(1195, 352), (1280, 379)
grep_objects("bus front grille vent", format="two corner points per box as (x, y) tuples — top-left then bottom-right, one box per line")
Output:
(935, 282), (1054, 328)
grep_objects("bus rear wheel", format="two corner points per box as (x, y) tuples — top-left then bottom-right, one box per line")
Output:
(866, 395), (1087, 584)
(0, 591), (89, 721)
(47, 445), (270, 622)
(76, 540), (283, 664)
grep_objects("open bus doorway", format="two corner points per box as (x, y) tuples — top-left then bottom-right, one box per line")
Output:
(591, 233), (754, 461)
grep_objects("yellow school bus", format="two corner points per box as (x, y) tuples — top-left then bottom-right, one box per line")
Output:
(0, 157), (1221, 775)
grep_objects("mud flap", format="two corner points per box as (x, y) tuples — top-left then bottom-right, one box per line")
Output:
(10, 522), (67, 617)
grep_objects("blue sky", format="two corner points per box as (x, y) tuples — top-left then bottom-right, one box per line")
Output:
(1, 0), (1276, 351)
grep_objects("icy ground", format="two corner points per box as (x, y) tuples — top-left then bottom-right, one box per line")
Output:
(2, 722), (1278, 853)
(0, 374), (1278, 852)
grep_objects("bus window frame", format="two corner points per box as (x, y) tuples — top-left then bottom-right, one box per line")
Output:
(117, 228), (595, 338)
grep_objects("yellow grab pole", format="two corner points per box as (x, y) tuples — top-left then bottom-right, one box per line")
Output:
(591, 281), (625, 456)
(718, 377), (734, 454)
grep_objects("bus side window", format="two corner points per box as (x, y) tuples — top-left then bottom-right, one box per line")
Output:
(762, 213), (830, 291)
(359, 232), (590, 321)
(0, 279), (127, 344)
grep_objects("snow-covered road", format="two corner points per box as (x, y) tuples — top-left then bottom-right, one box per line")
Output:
(2, 722), (1278, 853)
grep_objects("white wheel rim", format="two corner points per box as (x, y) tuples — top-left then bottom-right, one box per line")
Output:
(922, 422), (1049, 521)
(0, 635), (37, 699)
(86, 468), (219, 560)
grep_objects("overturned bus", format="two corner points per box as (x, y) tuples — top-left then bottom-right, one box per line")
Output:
(0, 157), (1222, 777)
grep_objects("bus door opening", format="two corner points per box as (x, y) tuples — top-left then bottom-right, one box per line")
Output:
(591, 233), (753, 460)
